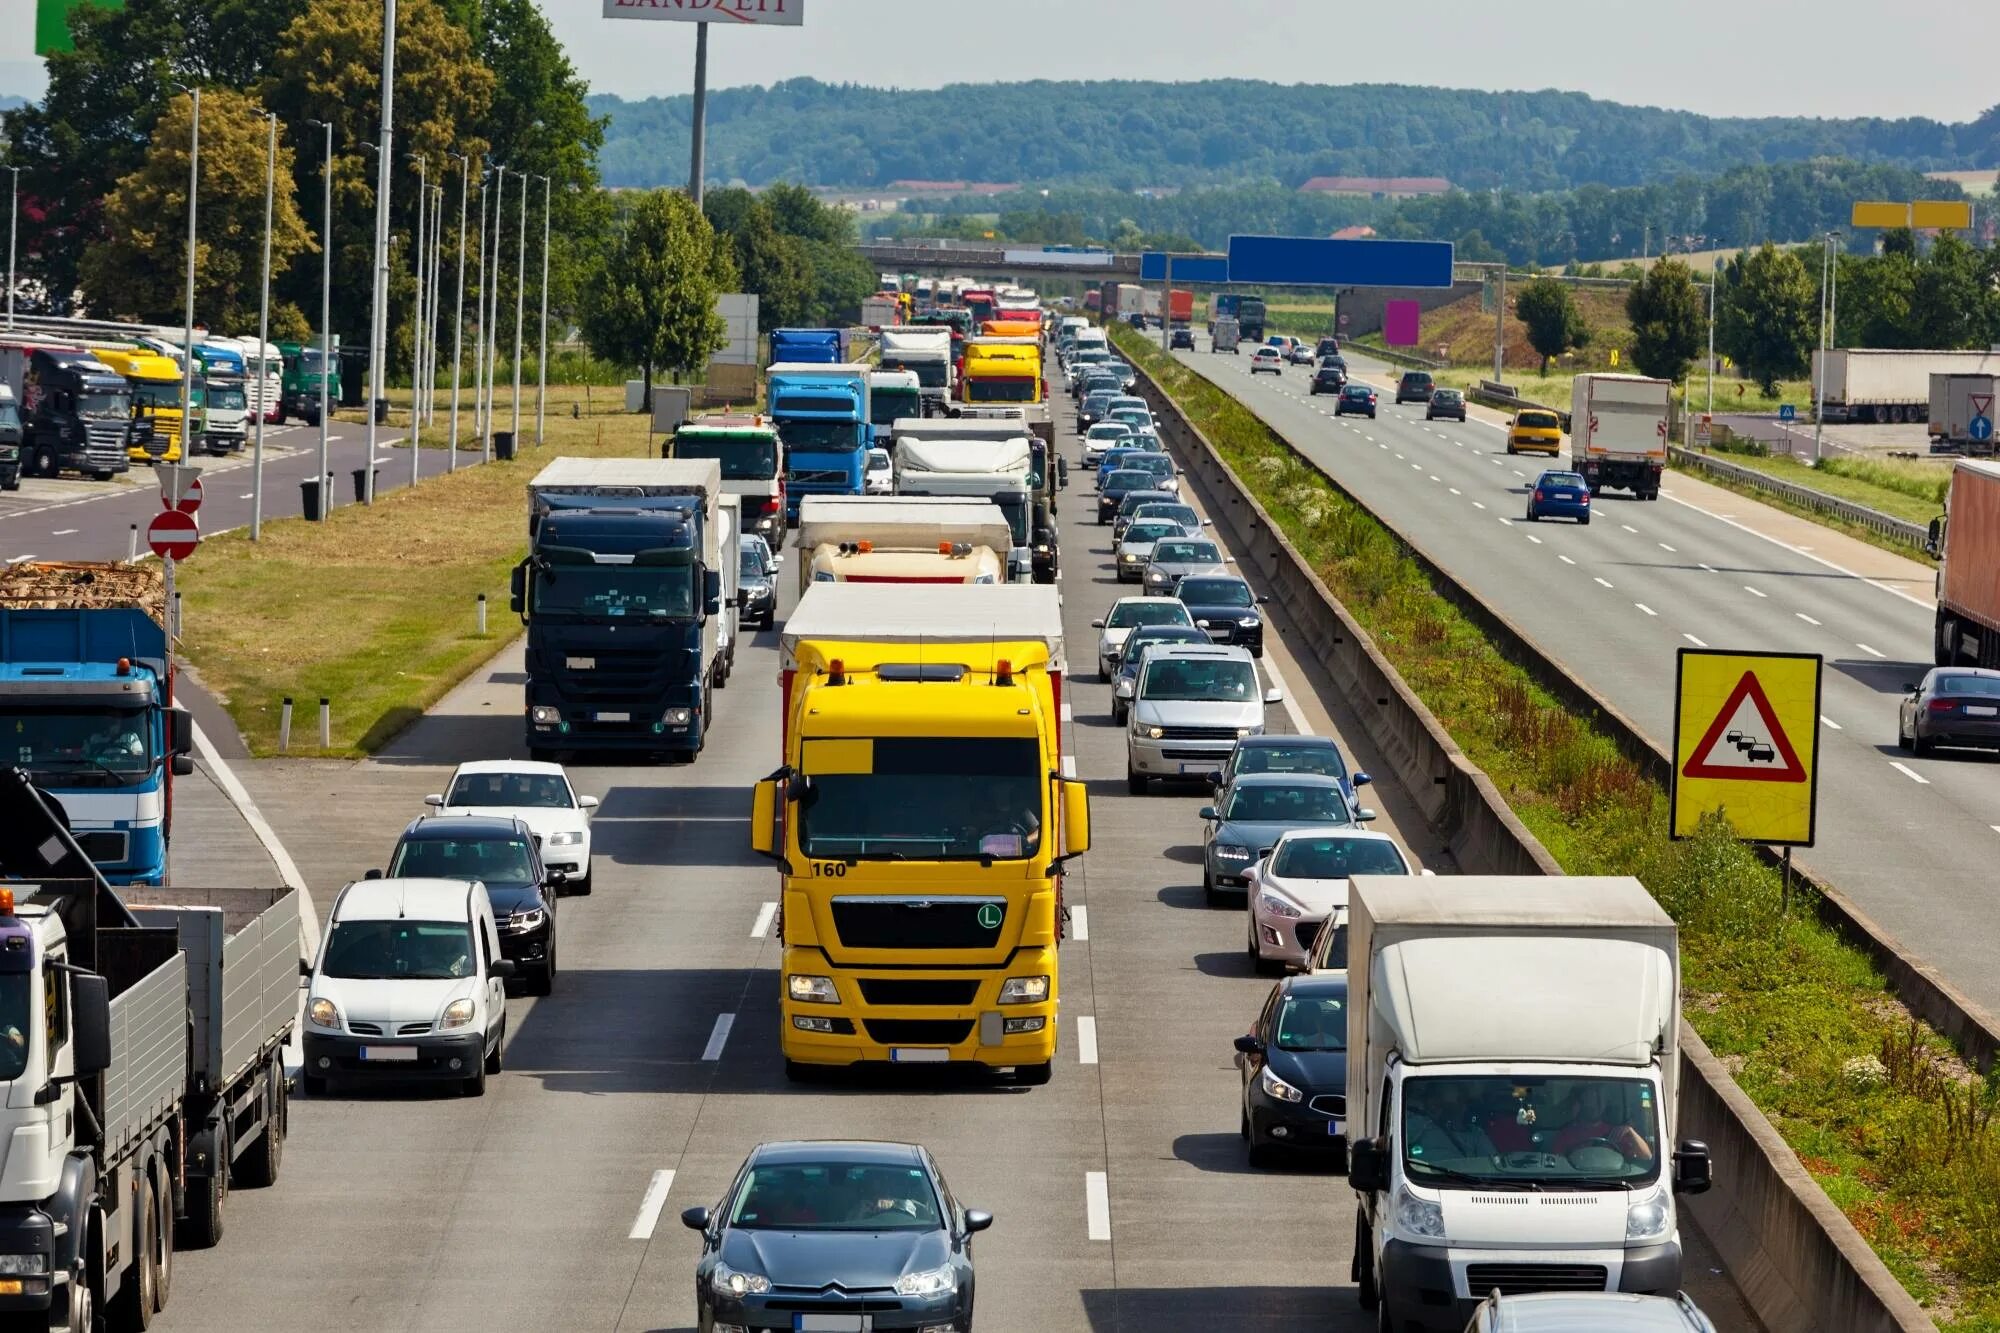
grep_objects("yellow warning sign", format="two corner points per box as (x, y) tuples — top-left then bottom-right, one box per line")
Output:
(1671, 650), (1822, 845)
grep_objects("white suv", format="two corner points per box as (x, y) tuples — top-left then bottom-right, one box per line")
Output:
(1126, 644), (1283, 793)
(426, 759), (599, 893)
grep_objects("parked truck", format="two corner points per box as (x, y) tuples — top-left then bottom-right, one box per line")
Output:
(87, 347), (187, 465)
(276, 338), (339, 425)
(1570, 373), (1671, 499)
(0, 382), (21, 491)
(1925, 458), (2000, 667)
(892, 434), (1035, 582)
(1344, 875), (1710, 1327)
(769, 329), (844, 366)
(1814, 348), (2000, 425)
(751, 583), (1090, 1085)
(795, 496), (1012, 589)
(0, 767), (299, 1332)
(0, 562), (197, 887)
(668, 414), (785, 546)
(0, 344), (136, 480)
(768, 363), (872, 523)
(1929, 373), (1999, 454)
(513, 458), (725, 761)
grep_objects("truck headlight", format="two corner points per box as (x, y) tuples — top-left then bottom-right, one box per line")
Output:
(711, 1261), (771, 1297)
(440, 998), (477, 1030)
(546, 830), (583, 846)
(1626, 1192), (1671, 1241)
(893, 1264), (957, 1297)
(307, 997), (341, 1030)
(1258, 1066), (1303, 1103)
(530, 706), (560, 724)
(998, 975), (1048, 1004)
(661, 707), (693, 726)
(1393, 1185), (1446, 1240)
(0, 1255), (49, 1275)
(788, 974), (838, 1004)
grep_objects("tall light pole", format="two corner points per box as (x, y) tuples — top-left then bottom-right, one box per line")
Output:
(4, 165), (20, 329)
(426, 182), (443, 428)
(1706, 257), (1720, 421)
(486, 166), (506, 453)
(535, 174), (550, 447)
(172, 84), (201, 461)
(251, 111), (275, 540)
(511, 164), (526, 447)
(365, 0), (397, 505)
(472, 173), (488, 454)
(408, 152), (426, 484)
(688, 22), (709, 206)
(1813, 232), (1835, 463)
(307, 120), (333, 515)
(448, 154), (468, 468)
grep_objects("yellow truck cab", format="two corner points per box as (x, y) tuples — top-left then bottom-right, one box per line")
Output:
(88, 346), (185, 463)
(753, 583), (1090, 1085)
(961, 337), (1043, 405)
(1506, 406), (1565, 457)
(797, 495), (1010, 590)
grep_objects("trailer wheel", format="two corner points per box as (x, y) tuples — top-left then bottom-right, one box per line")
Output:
(150, 1162), (172, 1312)
(109, 1172), (156, 1330)
(178, 1164), (224, 1251)
(234, 1064), (285, 1189)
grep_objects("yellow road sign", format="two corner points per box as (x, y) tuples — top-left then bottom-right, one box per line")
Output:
(1852, 201), (1913, 228)
(1671, 650), (1822, 845)
(1912, 200), (1974, 230)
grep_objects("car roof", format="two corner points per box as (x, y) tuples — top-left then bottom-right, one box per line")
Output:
(749, 1140), (926, 1168)
(1272, 824), (1396, 846)
(1148, 642), (1252, 661)
(333, 876), (480, 923)
(1179, 573), (1249, 591)
(400, 814), (529, 840)
(452, 759), (566, 777)
(1485, 1292), (1712, 1332)
(1280, 972), (1350, 999)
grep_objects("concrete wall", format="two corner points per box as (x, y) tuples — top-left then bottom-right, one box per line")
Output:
(1330, 280), (1484, 341)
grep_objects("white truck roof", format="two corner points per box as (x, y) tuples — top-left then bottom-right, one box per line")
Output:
(879, 328), (951, 355)
(766, 361), (871, 379)
(782, 583), (1064, 672)
(869, 369), (921, 390)
(894, 436), (1032, 476)
(797, 497), (1012, 555)
(528, 457), (721, 495)
(892, 416), (1031, 445)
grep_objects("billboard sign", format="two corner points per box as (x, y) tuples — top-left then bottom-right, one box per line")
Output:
(603, 0), (803, 23)
(1226, 235), (1455, 288)
(713, 293), (760, 366)
(1139, 253), (1230, 284)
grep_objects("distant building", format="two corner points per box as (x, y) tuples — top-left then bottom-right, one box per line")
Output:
(889, 180), (1021, 197)
(1331, 225), (1378, 240)
(1299, 176), (1453, 200)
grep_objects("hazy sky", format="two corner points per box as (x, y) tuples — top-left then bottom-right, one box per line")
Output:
(3, 0), (1996, 122)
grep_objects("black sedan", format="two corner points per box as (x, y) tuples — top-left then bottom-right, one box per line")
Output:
(1426, 387), (1467, 421)
(739, 534), (778, 631)
(1235, 975), (1350, 1168)
(1177, 573), (1268, 656)
(1199, 772), (1361, 901)
(1333, 383), (1377, 418)
(683, 1140), (990, 1333)
(385, 814), (560, 995)
(1170, 327), (1195, 350)
(1899, 667), (2000, 755)
(1098, 468), (1173, 524)
(1309, 359), (1348, 396)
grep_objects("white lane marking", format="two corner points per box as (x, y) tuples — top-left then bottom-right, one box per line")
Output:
(1085, 1172), (1112, 1241)
(1634, 603), (1657, 616)
(1492, 459), (1504, 467)
(1060, 703), (1073, 724)
(628, 1169), (676, 1240)
(1621, 524), (1638, 534)
(750, 902), (778, 939)
(1659, 487), (1933, 610)
(1394, 452), (1404, 459)
(1077, 1015), (1099, 1065)
(700, 1013), (735, 1061)
(1685, 633), (1709, 647)
(1472, 501), (1486, 510)
(1072, 905), (1089, 941)
(1512, 469), (1526, 478)
(1497, 516), (1511, 527)
(1060, 754), (1077, 778)
(1525, 534), (1542, 545)
(1743, 585), (1767, 598)
(1821, 715), (1842, 731)
(1890, 761), (1930, 785)
(1699, 562), (1717, 573)
(238, 492), (253, 500)
(1261, 653), (1313, 736)
(1448, 487), (1460, 496)
(1857, 642), (1886, 658)
(1796, 612), (1821, 626)
(1558, 554), (1576, 565)
(189, 721), (318, 959)
(1593, 577), (1614, 589)
(1428, 475), (1440, 483)
(51, 528), (77, 536)
(1410, 464), (1422, 473)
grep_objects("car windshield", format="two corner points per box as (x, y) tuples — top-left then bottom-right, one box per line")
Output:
(796, 736), (1040, 860)
(673, 433), (779, 479)
(1142, 657), (1257, 702)
(1517, 411), (1561, 430)
(1121, 628), (1204, 663)
(867, 450), (891, 472)
(1135, 505), (1198, 528)
(533, 564), (694, 619)
(1936, 674), (2000, 697)
(1540, 473), (1586, 488)
(1255, 349), (1279, 359)
(739, 548), (767, 579)
(0, 706), (153, 782)
(1123, 455), (1173, 478)
(1272, 835), (1406, 879)
(1403, 375), (1432, 387)
(322, 919), (475, 981)
(1433, 389), (1461, 401)
(447, 772), (572, 809)
(1087, 425), (1131, 441)
(1274, 993), (1347, 1052)
(1155, 541), (1220, 564)
(1180, 579), (1253, 607)
(1123, 522), (1179, 545)
(1126, 432), (1162, 451)
(1086, 393), (1115, 411)
(1233, 743), (1346, 779)
(728, 1161), (942, 1232)
(1401, 1075), (1663, 1186)
(1344, 385), (1370, 397)
(1108, 600), (1193, 629)
(1104, 470), (1157, 493)
(390, 835), (537, 884)
(1225, 783), (1351, 822)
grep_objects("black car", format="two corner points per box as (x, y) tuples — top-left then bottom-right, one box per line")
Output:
(1898, 666), (2000, 755)
(1078, 388), (1118, 432)
(1212, 734), (1371, 814)
(1395, 370), (1435, 404)
(1235, 974), (1350, 1167)
(386, 815), (561, 994)
(1170, 327), (1195, 350)
(738, 534), (778, 631)
(1426, 387), (1466, 422)
(1177, 573), (1268, 656)
(1098, 468), (1173, 524)
(1314, 337), (1341, 359)
(1334, 382), (1377, 418)
(1309, 359), (1347, 396)
(683, 1140), (990, 1333)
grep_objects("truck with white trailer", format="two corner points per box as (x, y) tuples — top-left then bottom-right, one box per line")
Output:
(1344, 876), (1710, 1327)
(891, 436), (1035, 583)
(1929, 372), (2000, 454)
(1569, 373), (1671, 499)
(878, 327), (955, 414)
(1815, 348), (2000, 425)
(795, 496), (1012, 591)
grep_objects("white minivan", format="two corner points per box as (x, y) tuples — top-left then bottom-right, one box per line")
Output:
(300, 876), (513, 1098)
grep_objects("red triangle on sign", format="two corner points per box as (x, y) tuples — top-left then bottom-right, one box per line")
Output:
(1972, 393), (1993, 419)
(1682, 670), (1808, 782)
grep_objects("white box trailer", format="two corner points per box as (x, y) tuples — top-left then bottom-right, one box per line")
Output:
(1930, 372), (2000, 453)
(1816, 348), (2000, 425)
(1345, 876), (1709, 1327)
(878, 328), (955, 403)
(892, 436), (1034, 582)
(796, 496), (1012, 591)
(1570, 373), (1670, 499)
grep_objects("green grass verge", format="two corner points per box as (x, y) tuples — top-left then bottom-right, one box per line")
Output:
(1680, 450), (1947, 529)
(1667, 450), (1942, 563)
(1114, 322), (2000, 1330)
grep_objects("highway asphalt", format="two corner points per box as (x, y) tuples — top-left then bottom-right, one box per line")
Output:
(1172, 338), (2000, 1022)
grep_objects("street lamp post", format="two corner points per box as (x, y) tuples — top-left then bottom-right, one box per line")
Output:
(1707, 257), (1721, 421)
(427, 183), (443, 427)
(486, 166), (506, 455)
(4, 165), (20, 329)
(307, 121), (333, 515)
(511, 166), (526, 448)
(535, 174), (550, 447)
(365, 0), (397, 504)
(409, 152), (426, 484)
(448, 154), (468, 468)
(473, 175), (488, 454)
(251, 112), (275, 540)
(173, 85), (201, 462)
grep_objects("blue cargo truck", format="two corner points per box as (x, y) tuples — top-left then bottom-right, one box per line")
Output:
(513, 458), (724, 762)
(0, 562), (195, 885)
(768, 328), (844, 365)
(768, 363), (871, 524)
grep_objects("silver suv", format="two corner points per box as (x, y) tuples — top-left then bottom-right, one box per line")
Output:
(1126, 644), (1283, 794)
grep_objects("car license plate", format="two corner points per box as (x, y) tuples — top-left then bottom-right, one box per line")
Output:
(890, 1048), (949, 1063)
(565, 656), (595, 670)
(1180, 762), (1220, 776)
(595, 711), (630, 723)
(1329, 1119), (1345, 1136)
(1967, 705), (1997, 717)
(795, 1316), (868, 1332)
(359, 1045), (417, 1062)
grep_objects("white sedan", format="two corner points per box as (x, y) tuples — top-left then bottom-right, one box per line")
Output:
(426, 759), (600, 894)
(1245, 828), (1416, 973)
(1091, 596), (1196, 681)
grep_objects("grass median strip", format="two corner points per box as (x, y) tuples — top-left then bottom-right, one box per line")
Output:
(179, 388), (650, 756)
(1116, 323), (2000, 1329)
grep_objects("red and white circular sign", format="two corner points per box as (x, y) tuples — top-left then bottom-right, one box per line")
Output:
(172, 475), (203, 514)
(147, 509), (199, 561)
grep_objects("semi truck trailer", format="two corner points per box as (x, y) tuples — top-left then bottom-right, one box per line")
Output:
(1570, 373), (1671, 499)
(1926, 459), (2000, 668)
(1814, 348), (2000, 425)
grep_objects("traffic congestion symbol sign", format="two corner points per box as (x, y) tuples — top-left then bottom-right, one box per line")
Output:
(146, 509), (199, 561)
(1672, 650), (1821, 845)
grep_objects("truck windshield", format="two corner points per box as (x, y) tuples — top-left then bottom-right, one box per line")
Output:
(674, 434), (778, 479)
(0, 974), (26, 1081)
(296, 349), (328, 373)
(779, 420), (864, 452)
(871, 390), (923, 426)
(133, 383), (199, 410)
(966, 377), (1037, 403)
(208, 385), (247, 411)
(994, 494), (1029, 546)
(321, 919), (475, 981)
(532, 564), (694, 619)
(78, 393), (128, 420)
(0, 706), (153, 781)
(1401, 1075), (1663, 1186)
(797, 736), (1041, 861)
(885, 360), (949, 388)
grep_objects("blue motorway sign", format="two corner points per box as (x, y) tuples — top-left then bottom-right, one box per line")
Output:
(1779, 404), (1796, 422)
(1225, 235), (1455, 288)
(1139, 252), (1229, 284)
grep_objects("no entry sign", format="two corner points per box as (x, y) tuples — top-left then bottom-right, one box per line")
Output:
(147, 509), (199, 561)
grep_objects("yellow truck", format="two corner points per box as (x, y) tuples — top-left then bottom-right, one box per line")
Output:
(753, 583), (1090, 1085)
(960, 336), (1043, 406)
(796, 496), (1011, 590)
(88, 346), (185, 463)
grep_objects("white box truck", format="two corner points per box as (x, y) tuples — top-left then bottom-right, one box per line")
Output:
(1345, 876), (1711, 1328)
(878, 327), (955, 412)
(1816, 348), (2000, 425)
(1570, 373), (1671, 500)
(893, 436), (1035, 583)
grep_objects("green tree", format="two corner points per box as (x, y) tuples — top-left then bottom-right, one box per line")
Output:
(1716, 243), (1816, 394)
(1908, 232), (1990, 349)
(78, 88), (316, 333)
(1625, 259), (1704, 383)
(578, 190), (732, 410)
(1514, 276), (1590, 374)
(1834, 252), (1917, 349)
(704, 187), (812, 331)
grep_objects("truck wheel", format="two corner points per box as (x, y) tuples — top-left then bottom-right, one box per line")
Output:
(1011, 1061), (1052, 1087)
(108, 1170), (157, 1330)
(1354, 1211), (1379, 1309)
(151, 1162), (173, 1312)
(31, 444), (56, 478)
(233, 1065), (285, 1189)
(57, 1244), (93, 1333)
(178, 1166), (224, 1251)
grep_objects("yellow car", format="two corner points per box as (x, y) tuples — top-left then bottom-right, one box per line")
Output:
(1507, 408), (1564, 456)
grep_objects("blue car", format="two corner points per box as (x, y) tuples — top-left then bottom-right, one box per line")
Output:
(1526, 469), (1592, 524)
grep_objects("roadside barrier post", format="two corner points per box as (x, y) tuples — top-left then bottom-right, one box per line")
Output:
(278, 697), (292, 754)
(477, 593), (488, 636)
(318, 697), (331, 750)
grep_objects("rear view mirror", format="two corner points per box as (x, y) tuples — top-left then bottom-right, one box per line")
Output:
(1232, 1034), (1264, 1056)
(363, 868), (383, 881)
(490, 959), (518, 980)
(71, 974), (111, 1078)
(1348, 1137), (1389, 1193)
(749, 779), (780, 860)
(964, 1209), (994, 1234)
(170, 755), (194, 777)
(509, 562), (527, 615)
(1197, 806), (1217, 821)
(772, 553), (785, 566)
(1090, 619), (1106, 629)
(1060, 779), (1091, 857)
(1357, 808), (1378, 823)
(1673, 1140), (1713, 1195)
(579, 795), (600, 811)
(1263, 689), (1285, 705)
(424, 794), (444, 808)
(1354, 772), (1372, 787)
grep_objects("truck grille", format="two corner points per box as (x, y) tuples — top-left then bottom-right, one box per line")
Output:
(831, 898), (1004, 950)
(787, 468), (850, 488)
(1464, 1263), (1608, 1296)
(862, 1019), (974, 1046)
(1161, 725), (1242, 740)
(74, 830), (129, 863)
(85, 422), (130, 465)
(856, 979), (980, 1006)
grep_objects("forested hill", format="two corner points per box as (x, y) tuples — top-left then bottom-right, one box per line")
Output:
(592, 78), (2000, 191)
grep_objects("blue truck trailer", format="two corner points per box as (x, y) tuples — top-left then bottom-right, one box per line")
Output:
(768, 328), (844, 365)
(768, 363), (871, 523)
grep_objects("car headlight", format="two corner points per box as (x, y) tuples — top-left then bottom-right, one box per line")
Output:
(1213, 844), (1251, 861)
(998, 975), (1048, 1004)
(1146, 570), (1168, 583)
(307, 996), (341, 1030)
(440, 998), (477, 1030)
(788, 973), (838, 1004)
(1258, 892), (1302, 919)
(662, 707), (693, 725)
(1140, 724), (1164, 740)
(711, 1261), (771, 1298)
(503, 907), (546, 934)
(546, 830), (583, 846)
(1393, 1185), (1447, 1240)
(530, 705), (560, 724)
(1626, 1192), (1671, 1241)
(1238, 616), (1260, 628)
(1259, 1066), (1304, 1103)
(894, 1264), (958, 1297)
(1120, 552), (1140, 563)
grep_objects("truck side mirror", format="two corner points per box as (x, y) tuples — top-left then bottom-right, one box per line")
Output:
(702, 568), (722, 616)
(167, 706), (194, 758)
(1348, 1136), (1389, 1194)
(749, 779), (780, 860)
(1060, 779), (1091, 857)
(509, 561), (527, 617)
(171, 755), (194, 777)
(71, 974), (111, 1078)
(1672, 1140), (1712, 1196)
(1926, 516), (1944, 559)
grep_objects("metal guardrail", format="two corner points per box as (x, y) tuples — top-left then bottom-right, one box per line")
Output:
(1667, 446), (1931, 548)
